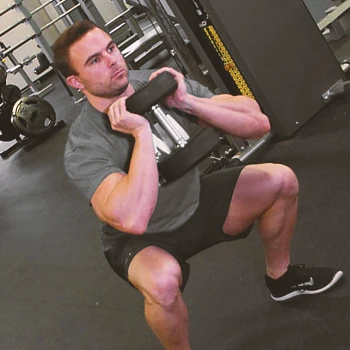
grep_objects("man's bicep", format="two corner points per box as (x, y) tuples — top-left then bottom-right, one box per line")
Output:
(91, 172), (125, 221)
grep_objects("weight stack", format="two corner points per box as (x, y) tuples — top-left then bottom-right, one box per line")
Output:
(165, 0), (345, 138)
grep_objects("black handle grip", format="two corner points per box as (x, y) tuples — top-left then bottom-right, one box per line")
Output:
(126, 71), (178, 115)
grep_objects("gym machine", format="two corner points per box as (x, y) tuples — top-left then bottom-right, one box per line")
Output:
(0, 0), (90, 158)
(0, 0), (70, 97)
(153, 0), (350, 166)
(127, 0), (211, 86)
(104, 3), (161, 67)
(105, 6), (141, 50)
(113, 2), (172, 70)
(0, 0), (102, 103)
(107, 0), (143, 38)
(318, 0), (350, 42)
(0, 60), (64, 160)
(0, 40), (55, 98)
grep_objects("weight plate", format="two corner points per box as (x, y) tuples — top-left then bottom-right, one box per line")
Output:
(11, 96), (56, 138)
(126, 71), (178, 115)
(0, 107), (19, 141)
(2, 84), (21, 105)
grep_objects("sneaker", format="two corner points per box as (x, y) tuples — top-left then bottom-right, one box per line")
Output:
(265, 264), (343, 302)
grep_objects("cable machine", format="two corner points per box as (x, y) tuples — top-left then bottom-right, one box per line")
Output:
(160, 0), (349, 163)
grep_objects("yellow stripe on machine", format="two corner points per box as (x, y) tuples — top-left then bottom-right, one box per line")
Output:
(204, 25), (255, 99)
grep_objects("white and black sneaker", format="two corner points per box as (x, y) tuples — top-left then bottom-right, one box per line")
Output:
(265, 264), (344, 302)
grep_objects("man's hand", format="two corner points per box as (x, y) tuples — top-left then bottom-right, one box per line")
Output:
(97, 96), (159, 235)
(108, 96), (150, 137)
(150, 67), (270, 139)
(149, 67), (189, 110)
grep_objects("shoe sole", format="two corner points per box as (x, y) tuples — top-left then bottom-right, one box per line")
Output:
(271, 270), (344, 302)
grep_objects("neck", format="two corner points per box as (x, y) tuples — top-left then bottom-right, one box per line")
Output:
(86, 83), (135, 114)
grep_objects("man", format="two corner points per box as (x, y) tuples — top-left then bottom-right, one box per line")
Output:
(53, 20), (343, 350)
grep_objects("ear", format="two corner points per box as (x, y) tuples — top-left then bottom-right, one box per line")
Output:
(66, 75), (84, 90)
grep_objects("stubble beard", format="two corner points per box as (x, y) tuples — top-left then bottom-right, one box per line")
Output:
(89, 70), (129, 99)
(101, 81), (129, 98)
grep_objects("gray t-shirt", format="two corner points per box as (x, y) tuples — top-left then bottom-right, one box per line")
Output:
(64, 70), (215, 246)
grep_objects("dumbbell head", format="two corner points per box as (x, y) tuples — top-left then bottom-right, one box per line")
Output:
(126, 71), (177, 116)
(158, 128), (221, 182)
(125, 71), (222, 183)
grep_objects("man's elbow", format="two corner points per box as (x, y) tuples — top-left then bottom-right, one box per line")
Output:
(122, 220), (148, 235)
(93, 200), (151, 235)
(245, 97), (271, 136)
(109, 213), (149, 235)
(250, 114), (270, 138)
(259, 114), (271, 134)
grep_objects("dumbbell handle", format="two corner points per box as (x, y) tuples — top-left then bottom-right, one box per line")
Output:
(125, 71), (187, 147)
(151, 105), (187, 148)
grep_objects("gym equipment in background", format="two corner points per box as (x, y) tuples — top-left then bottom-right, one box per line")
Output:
(161, 0), (350, 166)
(0, 61), (7, 87)
(0, 68), (64, 160)
(0, 0), (91, 102)
(11, 96), (56, 138)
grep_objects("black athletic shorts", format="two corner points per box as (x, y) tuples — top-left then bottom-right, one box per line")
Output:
(103, 166), (254, 291)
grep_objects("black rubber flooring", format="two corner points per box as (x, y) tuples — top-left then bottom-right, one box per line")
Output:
(1, 60), (350, 350)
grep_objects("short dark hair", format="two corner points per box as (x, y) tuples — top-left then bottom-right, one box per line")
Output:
(52, 20), (106, 77)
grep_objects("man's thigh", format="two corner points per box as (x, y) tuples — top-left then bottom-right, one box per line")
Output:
(104, 166), (253, 290)
(104, 236), (191, 291)
(179, 166), (253, 258)
(222, 163), (298, 235)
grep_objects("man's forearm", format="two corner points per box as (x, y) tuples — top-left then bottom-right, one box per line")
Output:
(181, 94), (271, 139)
(105, 126), (159, 234)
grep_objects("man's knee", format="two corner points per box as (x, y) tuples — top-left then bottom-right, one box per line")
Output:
(271, 164), (299, 198)
(139, 259), (183, 308)
(254, 163), (299, 198)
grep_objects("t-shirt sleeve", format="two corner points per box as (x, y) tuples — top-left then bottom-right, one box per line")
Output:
(64, 135), (125, 203)
(64, 75), (214, 204)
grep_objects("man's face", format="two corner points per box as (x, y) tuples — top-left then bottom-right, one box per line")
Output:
(68, 27), (129, 98)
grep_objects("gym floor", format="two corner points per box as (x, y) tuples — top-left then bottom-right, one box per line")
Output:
(1, 32), (350, 350)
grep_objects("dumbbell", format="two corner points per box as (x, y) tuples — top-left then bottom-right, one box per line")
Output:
(126, 71), (221, 183)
